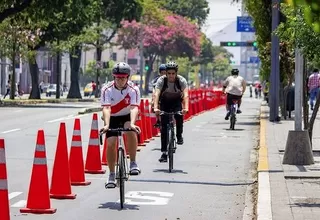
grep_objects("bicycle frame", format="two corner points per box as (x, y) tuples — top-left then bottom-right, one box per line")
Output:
(160, 111), (182, 172)
(99, 127), (136, 209)
(230, 100), (238, 115)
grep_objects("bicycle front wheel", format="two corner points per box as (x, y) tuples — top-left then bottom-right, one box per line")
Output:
(168, 128), (174, 173)
(118, 148), (126, 209)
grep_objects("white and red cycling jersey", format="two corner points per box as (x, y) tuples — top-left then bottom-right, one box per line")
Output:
(100, 81), (141, 116)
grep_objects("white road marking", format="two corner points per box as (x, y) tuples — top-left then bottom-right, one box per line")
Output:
(47, 114), (87, 123)
(121, 191), (174, 206)
(14, 110), (23, 113)
(9, 192), (22, 200)
(257, 172), (272, 220)
(2, 128), (21, 134)
(11, 200), (26, 208)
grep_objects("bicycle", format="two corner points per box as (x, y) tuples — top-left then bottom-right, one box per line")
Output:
(229, 100), (238, 130)
(159, 111), (182, 173)
(99, 127), (137, 209)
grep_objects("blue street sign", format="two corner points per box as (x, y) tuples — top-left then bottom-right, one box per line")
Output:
(237, 16), (255, 32)
(249, 56), (260, 63)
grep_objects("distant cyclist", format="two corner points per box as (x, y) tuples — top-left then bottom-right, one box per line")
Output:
(222, 69), (246, 120)
(153, 61), (189, 163)
(100, 62), (141, 189)
(151, 64), (167, 127)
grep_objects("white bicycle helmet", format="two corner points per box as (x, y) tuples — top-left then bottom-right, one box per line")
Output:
(165, 61), (178, 71)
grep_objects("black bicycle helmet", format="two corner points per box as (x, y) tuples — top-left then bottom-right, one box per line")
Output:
(112, 62), (131, 77)
(231, 68), (239, 75)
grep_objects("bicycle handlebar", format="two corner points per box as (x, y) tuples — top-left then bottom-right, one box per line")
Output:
(159, 111), (183, 116)
(99, 128), (139, 145)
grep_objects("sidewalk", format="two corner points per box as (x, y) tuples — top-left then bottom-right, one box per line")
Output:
(259, 103), (320, 220)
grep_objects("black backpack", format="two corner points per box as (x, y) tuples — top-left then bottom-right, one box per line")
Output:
(160, 76), (182, 97)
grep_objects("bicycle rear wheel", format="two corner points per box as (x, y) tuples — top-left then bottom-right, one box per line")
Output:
(230, 107), (236, 130)
(168, 128), (174, 173)
(118, 148), (126, 209)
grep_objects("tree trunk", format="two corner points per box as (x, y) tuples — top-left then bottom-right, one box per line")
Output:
(28, 60), (41, 99)
(10, 47), (16, 100)
(67, 45), (82, 99)
(95, 45), (102, 98)
(161, 55), (166, 63)
(144, 68), (152, 95)
(1, 54), (6, 95)
(280, 83), (287, 119)
(308, 91), (320, 147)
(303, 58), (309, 130)
(55, 51), (61, 99)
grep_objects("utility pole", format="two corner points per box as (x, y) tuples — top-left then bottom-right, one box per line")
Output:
(269, 0), (280, 122)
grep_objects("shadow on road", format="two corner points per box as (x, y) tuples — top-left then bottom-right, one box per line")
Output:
(98, 202), (140, 211)
(236, 121), (260, 126)
(152, 169), (188, 174)
(129, 178), (254, 187)
(224, 128), (245, 131)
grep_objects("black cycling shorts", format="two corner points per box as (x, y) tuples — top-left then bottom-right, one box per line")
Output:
(107, 114), (131, 138)
(226, 93), (242, 105)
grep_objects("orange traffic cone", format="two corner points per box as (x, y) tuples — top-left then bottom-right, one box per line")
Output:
(20, 130), (56, 214)
(0, 139), (10, 220)
(69, 118), (91, 186)
(85, 113), (106, 174)
(50, 122), (76, 199)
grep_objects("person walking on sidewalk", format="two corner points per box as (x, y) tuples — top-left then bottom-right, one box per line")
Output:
(307, 68), (320, 110)
(100, 62), (141, 189)
(222, 69), (246, 120)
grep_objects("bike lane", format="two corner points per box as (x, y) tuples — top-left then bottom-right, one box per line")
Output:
(8, 97), (261, 220)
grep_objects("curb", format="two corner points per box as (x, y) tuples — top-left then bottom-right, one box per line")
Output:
(78, 107), (102, 115)
(257, 104), (273, 220)
(1, 98), (98, 106)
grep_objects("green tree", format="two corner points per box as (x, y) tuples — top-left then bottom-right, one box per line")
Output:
(10, 0), (95, 99)
(0, 0), (33, 22)
(158, 0), (210, 26)
(275, 3), (320, 144)
(84, 60), (114, 81)
(199, 34), (214, 65)
(82, 0), (143, 97)
(212, 46), (233, 61)
(212, 55), (232, 80)
(0, 17), (40, 99)
(285, 0), (320, 32)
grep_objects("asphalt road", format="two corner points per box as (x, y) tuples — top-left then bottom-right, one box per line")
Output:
(1, 95), (261, 220)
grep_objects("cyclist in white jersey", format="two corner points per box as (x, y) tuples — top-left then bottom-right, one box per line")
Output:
(100, 62), (141, 189)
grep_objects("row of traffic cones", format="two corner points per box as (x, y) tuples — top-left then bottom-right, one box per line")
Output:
(20, 113), (104, 214)
(0, 113), (104, 217)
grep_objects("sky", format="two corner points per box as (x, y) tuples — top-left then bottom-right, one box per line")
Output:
(202, 0), (242, 37)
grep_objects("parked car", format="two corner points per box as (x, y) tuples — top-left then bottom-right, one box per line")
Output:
(83, 83), (93, 97)
(46, 84), (63, 97)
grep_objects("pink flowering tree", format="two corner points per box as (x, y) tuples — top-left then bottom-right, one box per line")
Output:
(117, 13), (201, 93)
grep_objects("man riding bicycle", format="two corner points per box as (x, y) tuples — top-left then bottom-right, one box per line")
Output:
(153, 61), (189, 162)
(222, 68), (246, 120)
(151, 64), (167, 127)
(100, 62), (141, 188)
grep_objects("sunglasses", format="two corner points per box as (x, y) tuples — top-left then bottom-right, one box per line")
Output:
(167, 71), (176, 75)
